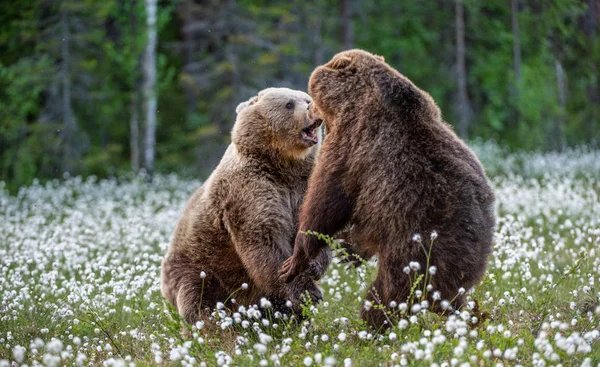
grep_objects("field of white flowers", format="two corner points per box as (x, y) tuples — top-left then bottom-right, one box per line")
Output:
(1, 142), (600, 367)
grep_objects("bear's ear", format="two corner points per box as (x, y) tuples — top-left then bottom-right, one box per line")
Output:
(235, 95), (259, 114)
(374, 54), (385, 62)
(329, 55), (352, 70)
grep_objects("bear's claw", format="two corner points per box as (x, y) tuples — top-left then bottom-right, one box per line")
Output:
(279, 256), (305, 283)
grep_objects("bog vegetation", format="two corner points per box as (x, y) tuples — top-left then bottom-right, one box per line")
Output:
(1, 142), (599, 366)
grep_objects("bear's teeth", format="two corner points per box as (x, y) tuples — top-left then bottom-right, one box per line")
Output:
(302, 128), (318, 143)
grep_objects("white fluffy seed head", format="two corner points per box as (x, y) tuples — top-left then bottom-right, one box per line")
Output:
(430, 230), (438, 240)
(409, 262), (421, 271)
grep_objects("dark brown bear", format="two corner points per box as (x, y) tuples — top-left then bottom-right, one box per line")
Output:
(279, 49), (496, 329)
(161, 87), (329, 325)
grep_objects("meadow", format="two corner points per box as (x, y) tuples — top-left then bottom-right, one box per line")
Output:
(1, 142), (599, 367)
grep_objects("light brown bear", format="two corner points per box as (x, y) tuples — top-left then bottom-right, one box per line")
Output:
(161, 88), (329, 325)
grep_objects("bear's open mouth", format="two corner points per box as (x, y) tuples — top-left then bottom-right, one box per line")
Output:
(301, 119), (323, 145)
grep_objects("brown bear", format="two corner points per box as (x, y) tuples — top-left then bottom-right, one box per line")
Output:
(279, 49), (496, 329)
(161, 87), (329, 325)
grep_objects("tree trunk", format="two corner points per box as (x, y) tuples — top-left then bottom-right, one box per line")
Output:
(340, 0), (353, 50)
(554, 57), (567, 151)
(60, 8), (77, 173)
(182, 1), (196, 119)
(130, 89), (140, 172)
(511, 0), (521, 84)
(226, 0), (240, 115)
(455, 0), (470, 139)
(582, 0), (599, 144)
(313, 0), (324, 66)
(142, 0), (158, 176)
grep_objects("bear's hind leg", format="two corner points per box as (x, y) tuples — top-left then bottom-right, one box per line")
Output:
(173, 270), (229, 326)
(361, 255), (412, 331)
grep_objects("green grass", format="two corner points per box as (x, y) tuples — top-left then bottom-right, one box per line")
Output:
(1, 148), (600, 366)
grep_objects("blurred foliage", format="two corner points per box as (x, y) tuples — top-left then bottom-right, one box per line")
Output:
(1, 0), (599, 191)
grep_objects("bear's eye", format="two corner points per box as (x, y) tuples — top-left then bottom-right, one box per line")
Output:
(285, 102), (295, 110)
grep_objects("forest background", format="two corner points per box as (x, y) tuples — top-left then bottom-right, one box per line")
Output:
(1, 0), (599, 192)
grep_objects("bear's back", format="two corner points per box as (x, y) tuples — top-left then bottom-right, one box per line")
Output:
(344, 88), (494, 244)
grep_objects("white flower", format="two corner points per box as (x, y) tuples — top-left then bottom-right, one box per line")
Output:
(258, 333), (272, 345)
(303, 356), (313, 366)
(412, 234), (422, 242)
(430, 231), (438, 240)
(409, 261), (421, 271)
(260, 298), (272, 308)
(200, 271), (206, 279)
(12, 346), (26, 363)
(253, 343), (267, 355)
(46, 339), (63, 354)
(241, 283), (248, 290)
(338, 333), (347, 342)
(411, 304), (422, 313)
(324, 356), (336, 366)
(454, 346), (464, 357)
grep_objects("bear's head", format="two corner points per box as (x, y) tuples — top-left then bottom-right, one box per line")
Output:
(307, 49), (440, 129)
(232, 87), (323, 160)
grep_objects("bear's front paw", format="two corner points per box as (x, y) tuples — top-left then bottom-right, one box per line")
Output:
(306, 247), (331, 280)
(279, 253), (309, 283)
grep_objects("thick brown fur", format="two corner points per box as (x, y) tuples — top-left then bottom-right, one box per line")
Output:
(279, 50), (496, 330)
(161, 88), (329, 325)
